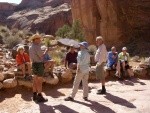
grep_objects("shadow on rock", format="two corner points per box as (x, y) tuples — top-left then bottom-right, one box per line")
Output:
(0, 86), (32, 102)
(39, 103), (55, 113)
(104, 93), (136, 108)
(73, 100), (115, 113)
(53, 104), (79, 113)
(43, 84), (65, 98)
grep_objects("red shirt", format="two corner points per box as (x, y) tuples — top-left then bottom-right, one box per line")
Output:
(65, 51), (78, 66)
(16, 52), (30, 66)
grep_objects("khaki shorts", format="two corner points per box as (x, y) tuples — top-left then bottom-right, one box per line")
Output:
(96, 62), (105, 80)
(32, 62), (44, 77)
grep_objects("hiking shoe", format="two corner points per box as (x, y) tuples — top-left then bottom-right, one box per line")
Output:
(128, 76), (132, 81)
(49, 73), (54, 78)
(121, 70), (125, 76)
(37, 95), (48, 103)
(83, 97), (88, 101)
(64, 97), (74, 101)
(33, 95), (37, 101)
(117, 77), (124, 81)
(97, 90), (106, 95)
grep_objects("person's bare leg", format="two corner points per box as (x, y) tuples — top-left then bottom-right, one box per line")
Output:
(101, 79), (105, 87)
(33, 75), (37, 92)
(44, 62), (51, 72)
(50, 61), (55, 72)
(127, 69), (134, 77)
(26, 63), (31, 75)
(116, 61), (121, 77)
(97, 79), (106, 94)
(20, 64), (25, 77)
(122, 62), (126, 71)
(36, 77), (43, 94)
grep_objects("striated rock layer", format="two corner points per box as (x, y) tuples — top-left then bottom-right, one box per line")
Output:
(70, 0), (150, 48)
(0, 0), (72, 36)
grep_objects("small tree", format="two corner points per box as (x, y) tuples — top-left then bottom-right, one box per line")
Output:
(55, 25), (71, 38)
(71, 19), (85, 41)
(55, 20), (85, 41)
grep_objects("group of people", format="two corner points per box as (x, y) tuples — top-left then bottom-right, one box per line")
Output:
(106, 46), (134, 81)
(15, 34), (133, 103)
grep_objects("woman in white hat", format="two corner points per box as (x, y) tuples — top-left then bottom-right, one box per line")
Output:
(16, 46), (31, 79)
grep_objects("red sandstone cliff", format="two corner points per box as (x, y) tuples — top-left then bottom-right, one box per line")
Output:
(70, 0), (150, 49)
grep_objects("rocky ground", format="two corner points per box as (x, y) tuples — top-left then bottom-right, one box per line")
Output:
(0, 76), (150, 113)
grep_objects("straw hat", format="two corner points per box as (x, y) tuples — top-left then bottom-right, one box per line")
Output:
(29, 34), (42, 41)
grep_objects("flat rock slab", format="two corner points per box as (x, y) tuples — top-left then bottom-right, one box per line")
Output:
(0, 78), (150, 113)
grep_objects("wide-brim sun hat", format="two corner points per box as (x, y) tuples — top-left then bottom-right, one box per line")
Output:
(122, 47), (127, 51)
(79, 41), (88, 49)
(29, 34), (42, 41)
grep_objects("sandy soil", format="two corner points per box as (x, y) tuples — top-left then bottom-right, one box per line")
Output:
(0, 76), (150, 113)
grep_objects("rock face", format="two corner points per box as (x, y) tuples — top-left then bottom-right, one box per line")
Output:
(0, 3), (16, 25)
(70, 0), (150, 48)
(0, 0), (72, 36)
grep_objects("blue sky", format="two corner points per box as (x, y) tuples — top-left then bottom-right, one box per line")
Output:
(0, 0), (21, 4)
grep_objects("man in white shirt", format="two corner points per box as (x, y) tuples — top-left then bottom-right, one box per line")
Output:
(95, 36), (107, 94)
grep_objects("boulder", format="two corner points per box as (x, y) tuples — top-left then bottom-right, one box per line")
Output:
(2, 71), (15, 79)
(61, 69), (73, 83)
(131, 56), (140, 62)
(3, 78), (17, 88)
(0, 65), (4, 71)
(18, 79), (33, 88)
(133, 67), (147, 76)
(139, 63), (149, 69)
(4, 61), (13, 68)
(0, 56), (3, 59)
(0, 82), (3, 89)
(44, 74), (59, 85)
(3, 67), (8, 71)
(0, 73), (4, 82)
(0, 52), (3, 56)
(89, 71), (96, 80)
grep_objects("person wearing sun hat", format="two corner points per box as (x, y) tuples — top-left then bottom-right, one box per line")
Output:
(16, 46), (31, 80)
(64, 41), (90, 101)
(29, 34), (49, 102)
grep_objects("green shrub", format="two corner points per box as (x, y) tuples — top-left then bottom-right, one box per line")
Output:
(55, 19), (85, 41)
(3, 35), (21, 48)
(55, 24), (71, 38)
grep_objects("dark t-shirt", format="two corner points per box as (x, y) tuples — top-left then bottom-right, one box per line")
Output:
(65, 51), (78, 66)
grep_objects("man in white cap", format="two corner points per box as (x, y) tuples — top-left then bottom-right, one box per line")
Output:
(64, 42), (90, 101)
(95, 36), (108, 94)
(29, 34), (48, 102)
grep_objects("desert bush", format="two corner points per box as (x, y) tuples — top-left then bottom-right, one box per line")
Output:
(55, 24), (71, 38)
(0, 26), (9, 33)
(3, 35), (21, 48)
(50, 49), (66, 66)
(55, 19), (85, 41)
(88, 45), (97, 55)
